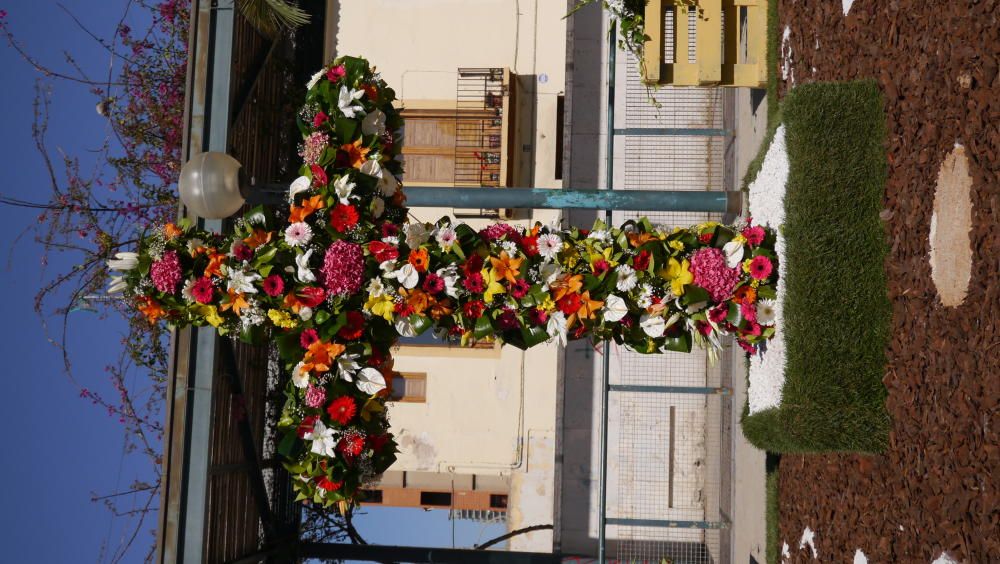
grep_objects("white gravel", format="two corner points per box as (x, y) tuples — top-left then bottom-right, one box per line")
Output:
(799, 526), (819, 559)
(843, 0), (855, 15)
(931, 553), (959, 564)
(747, 125), (789, 414)
(854, 549), (868, 564)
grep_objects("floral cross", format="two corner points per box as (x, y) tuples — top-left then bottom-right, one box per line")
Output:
(110, 56), (778, 509)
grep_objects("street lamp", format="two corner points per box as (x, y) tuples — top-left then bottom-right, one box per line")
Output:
(178, 151), (245, 219)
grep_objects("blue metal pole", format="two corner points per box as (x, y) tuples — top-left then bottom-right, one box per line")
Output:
(597, 18), (616, 564)
(401, 187), (738, 213)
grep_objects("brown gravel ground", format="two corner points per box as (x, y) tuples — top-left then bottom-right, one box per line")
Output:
(774, 0), (999, 561)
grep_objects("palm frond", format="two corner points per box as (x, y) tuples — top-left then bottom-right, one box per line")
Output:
(237, 0), (311, 38)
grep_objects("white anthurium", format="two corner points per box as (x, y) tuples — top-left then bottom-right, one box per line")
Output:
(404, 222), (431, 248)
(361, 108), (387, 136)
(107, 275), (128, 295)
(723, 240), (745, 269)
(378, 172), (398, 197)
(546, 311), (568, 346)
(337, 353), (360, 382)
(227, 270), (260, 294)
(333, 174), (355, 204)
(288, 175), (311, 202)
(391, 263), (419, 289)
(360, 158), (381, 178)
(394, 317), (417, 337)
(372, 196), (385, 218)
(291, 362), (310, 388)
(602, 294), (629, 323)
(685, 300), (708, 314)
(107, 251), (139, 271)
(437, 267), (460, 298)
(306, 68), (325, 90)
(664, 311), (683, 330)
(337, 85), (365, 118)
(356, 367), (387, 395)
(304, 420), (338, 458)
(639, 313), (666, 338)
(295, 249), (317, 283)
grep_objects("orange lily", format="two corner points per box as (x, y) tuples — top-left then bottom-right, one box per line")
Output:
(427, 296), (453, 321)
(163, 223), (183, 240)
(302, 340), (346, 374)
(567, 290), (604, 329)
(627, 231), (659, 248)
(283, 292), (304, 313)
(243, 228), (273, 249)
(220, 288), (249, 316)
(341, 139), (371, 169)
(138, 297), (167, 323)
(401, 288), (430, 315)
(204, 250), (227, 278)
(489, 251), (524, 285)
(550, 274), (583, 302)
(289, 195), (325, 223)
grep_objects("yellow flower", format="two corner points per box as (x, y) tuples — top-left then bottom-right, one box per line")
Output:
(196, 305), (224, 327)
(365, 293), (396, 322)
(590, 247), (618, 269)
(660, 257), (694, 296)
(482, 268), (506, 304)
(267, 309), (297, 329)
(668, 240), (685, 252)
(732, 234), (747, 245)
(540, 296), (556, 312)
(742, 258), (753, 274)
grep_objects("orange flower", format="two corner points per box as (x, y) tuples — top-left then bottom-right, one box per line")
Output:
(408, 248), (430, 273)
(550, 273), (583, 302)
(289, 195), (325, 223)
(283, 292), (304, 313)
(302, 340), (346, 374)
(733, 285), (757, 304)
(626, 231), (658, 248)
(402, 288), (430, 315)
(138, 297), (167, 323)
(489, 251), (524, 285)
(341, 139), (371, 169)
(243, 228), (273, 249)
(427, 296), (453, 321)
(219, 288), (249, 316)
(576, 291), (604, 320)
(204, 250), (227, 278)
(163, 223), (183, 240)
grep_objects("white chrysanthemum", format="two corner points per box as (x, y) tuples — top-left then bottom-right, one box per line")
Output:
(298, 306), (313, 321)
(615, 264), (638, 291)
(284, 222), (313, 247)
(756, 298), (777, 325)
(537, 233), (562, 260)
(291, 362), (310, 388)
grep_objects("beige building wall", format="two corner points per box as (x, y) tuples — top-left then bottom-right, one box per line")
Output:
(327, 0), (568, 552)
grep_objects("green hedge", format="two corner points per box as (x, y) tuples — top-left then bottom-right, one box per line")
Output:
(742, 80), (891, 453)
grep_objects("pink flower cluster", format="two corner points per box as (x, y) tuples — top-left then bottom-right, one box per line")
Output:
(320, 240), (364, 296)
(299, 131), (329, 166)
(150, 250), (182, 293)
(480, 223), (521, 242)
(689, 247), (740, 302)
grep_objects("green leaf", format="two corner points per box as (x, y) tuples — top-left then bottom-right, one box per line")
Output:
(314, 310), (330, 325)
(662, 332), (693, 353)
(276, 332), (301, 361)
(336, 117), (357, 143)
(474, 315), (495, 339)
(277, 430), (299, 458)
(682, 285), (710, 306)
(711, 226), (736, 248)
(520, 325), (550, 348)
(757, 284), (777, 300)
(321, 311), (348, 341)
(252, 246), (278, 269)
(408, 314), (433, 336)
(258, 264), (273, 277)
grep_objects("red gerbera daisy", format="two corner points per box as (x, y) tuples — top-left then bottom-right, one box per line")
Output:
(326, 396), (357, 426)
(330, 204), (360, 232)
(299, 328), (319, 349)
(191, 277), (214, 304)
(338, 311), (365, 340)
(262, 274), (284, 297)
(557, 293), (582, 316)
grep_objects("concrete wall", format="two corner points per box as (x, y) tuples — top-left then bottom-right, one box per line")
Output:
(328, 0), (568, 552)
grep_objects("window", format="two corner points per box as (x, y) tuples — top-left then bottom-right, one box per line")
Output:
(489, 494), (508, 509)
(420, 491), (452, 507)
(389, 372), (426, 403)
(399, 108), (459, 184)
(360, 489), (383, 503)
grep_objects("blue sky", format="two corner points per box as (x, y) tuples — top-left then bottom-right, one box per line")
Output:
(0, 2), (505, 561)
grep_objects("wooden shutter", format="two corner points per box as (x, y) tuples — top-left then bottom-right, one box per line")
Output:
(400, 109), (457, 184)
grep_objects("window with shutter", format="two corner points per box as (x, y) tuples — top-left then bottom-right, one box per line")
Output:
(390, 372), (427, 403)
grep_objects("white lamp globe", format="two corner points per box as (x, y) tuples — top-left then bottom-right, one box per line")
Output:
(178, 152), (245, 219)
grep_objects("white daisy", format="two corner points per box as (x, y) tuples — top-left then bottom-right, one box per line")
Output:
(615, 264), (638, 292)
(284, 222), (313, 247)
(756, 298), (777, 325)
(537, 233), (562, 260)
(291, 361), (310, 388)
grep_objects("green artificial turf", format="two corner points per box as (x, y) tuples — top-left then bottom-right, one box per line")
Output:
(741, 80), (891, 453)
(741, 0), (781, 189)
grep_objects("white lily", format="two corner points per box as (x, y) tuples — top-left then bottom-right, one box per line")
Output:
(107, 252), (139, 271)
(602, 294), (629, 322)
(304, 420), (338, 457)
(723, 240), (745, 269)
(337, 85), (365, 118)
(639, 313), (666, 338)
(361, 108), (387, 136)
(306, 68), (324, 90)
(367, 276), (387, 298)
(288, 175), (311, 202)
(356, 367), (387, 395)
(295, 249), (317, 283)
(337, 353), (360, 382)
(333, 174), (355, 204)
(546, 311), (568, 346)
(227, 270), (260, 294)
(437, 266), (460, 298)
(186, 238), (205, 257)
(107, 275), (128, 295)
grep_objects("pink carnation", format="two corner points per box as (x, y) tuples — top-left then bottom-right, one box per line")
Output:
(689, 248), (740, 302)
(320, 240), (364, 296)
(305, 384), (326, 409)
(150, 250), (182, 294)
(480, 223), (521, 243)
